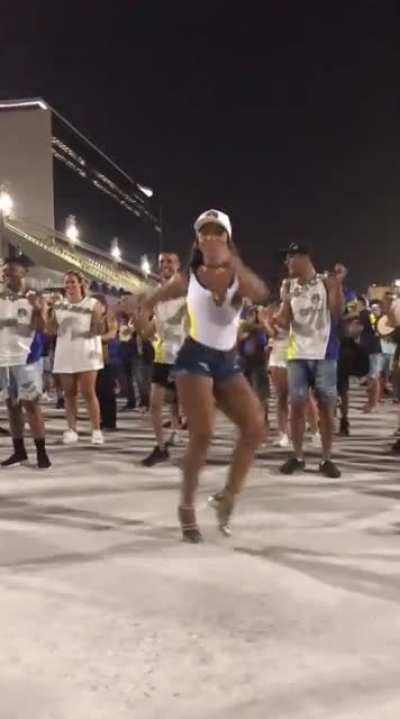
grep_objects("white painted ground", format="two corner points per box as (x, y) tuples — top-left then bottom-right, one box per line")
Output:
(0, 393), (399, 718)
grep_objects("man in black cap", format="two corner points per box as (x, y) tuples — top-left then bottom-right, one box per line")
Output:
(275, 243), (344, 478)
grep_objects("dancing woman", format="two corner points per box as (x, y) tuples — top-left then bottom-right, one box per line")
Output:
(142, 209), (268, 542)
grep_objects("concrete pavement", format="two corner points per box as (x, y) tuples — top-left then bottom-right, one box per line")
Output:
(0, 393), (399, 718)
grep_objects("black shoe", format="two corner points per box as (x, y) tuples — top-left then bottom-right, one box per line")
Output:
(319, 460), (341, 478)
(56, 398), (65, 409)
(141, 446), (169, 467)
(280, 457), (306, 475)
(339, 418), (350, 436)
(37, 453), (52, 470)
(391, 439), (400, 453)
(1, 452), (28, 468)
(163, 419), (172, 429)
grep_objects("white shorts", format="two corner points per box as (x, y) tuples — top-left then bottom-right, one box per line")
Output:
(269, 352), (288, 370)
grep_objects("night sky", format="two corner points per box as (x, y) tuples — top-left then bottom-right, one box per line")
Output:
(1, 0), (400, 290)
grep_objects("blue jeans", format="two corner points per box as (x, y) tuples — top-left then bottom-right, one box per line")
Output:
(287, 359), (337, 403)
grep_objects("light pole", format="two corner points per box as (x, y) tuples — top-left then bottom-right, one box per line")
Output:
(158, 204), (163, 256)
(0, 186), (14, 262)
(141, 254), (151, 278)
(110, 237), (122, 262)
(137, 184), (154, 199)
(65, 214), (79, 244)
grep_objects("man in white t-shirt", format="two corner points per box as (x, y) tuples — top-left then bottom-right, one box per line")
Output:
(275, 243), (344, 478)
(0, 258), (51, 469)
(123, 253), (186, 467)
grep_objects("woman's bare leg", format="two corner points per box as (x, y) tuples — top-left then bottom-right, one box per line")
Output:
(60, 374), (79, 431)
(270, 367), (289, 435)
(214, 374), (266, 499)
(176, 374), (215, 508)
(79, 371), (100, 430)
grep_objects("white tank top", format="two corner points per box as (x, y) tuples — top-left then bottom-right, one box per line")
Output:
(187, 271), (242, 351)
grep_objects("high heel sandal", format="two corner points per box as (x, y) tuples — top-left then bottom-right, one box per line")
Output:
(207, 490), (235, 536)
(178, 505), (203, 543)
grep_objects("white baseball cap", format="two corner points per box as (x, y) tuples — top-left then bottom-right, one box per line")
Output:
(194, 209), (232, 238)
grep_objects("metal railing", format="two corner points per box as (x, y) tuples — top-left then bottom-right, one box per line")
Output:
(4, 216), (156, 293)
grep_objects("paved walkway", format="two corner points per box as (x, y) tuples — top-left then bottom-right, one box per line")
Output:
(0, 391), (399, 718)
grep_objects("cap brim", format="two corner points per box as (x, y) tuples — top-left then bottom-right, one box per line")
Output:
(278, 247), (310, 261)
(195, 219), (230, 236)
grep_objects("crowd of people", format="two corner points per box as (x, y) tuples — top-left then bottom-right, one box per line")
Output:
(1, 208), (400, 543)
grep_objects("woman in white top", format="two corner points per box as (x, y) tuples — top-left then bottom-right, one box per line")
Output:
(50, 272), (104, 445)
(142, 209), (268, 543)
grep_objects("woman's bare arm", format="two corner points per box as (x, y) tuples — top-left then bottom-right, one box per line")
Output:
(233, 258), (269, 303)
(144, 273), (188, 311)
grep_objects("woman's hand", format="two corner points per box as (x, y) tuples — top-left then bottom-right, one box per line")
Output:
(197, 265), (233, 305)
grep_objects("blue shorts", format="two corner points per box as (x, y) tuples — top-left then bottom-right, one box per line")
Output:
(287, 359), (337, 403)
(174, 337), (242, 383)
(0, 359), (43, 403)
(368, 353), (384, 379)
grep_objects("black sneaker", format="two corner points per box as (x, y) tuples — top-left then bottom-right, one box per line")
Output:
(141, 445), (169, 467)
(37, 453), (52, 470)
(280, 457), (306, 475)
(1, 452), (28, 468)
(56, 397), (65, 410)
(319, 460), (341, 478)
(339, 418), (350, 436)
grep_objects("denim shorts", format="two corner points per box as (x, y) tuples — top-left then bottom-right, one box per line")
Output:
(382, 353), (394, 377)
(0, 359), (43, 403)
(174, 337), (242, 383)
(287, 359), (337, 403)
(368, 353), (384, 379)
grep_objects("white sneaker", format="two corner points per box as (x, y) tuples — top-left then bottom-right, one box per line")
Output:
(62, 429), (79, 445)
(309, 432), (322, 449)
(91, 430), (104, 445)
(274, 433), (290, 449)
